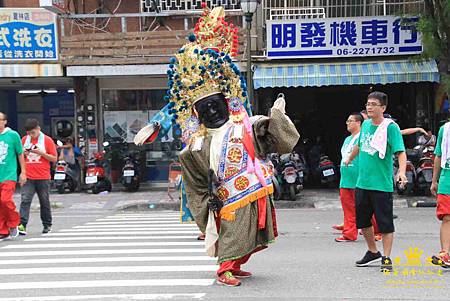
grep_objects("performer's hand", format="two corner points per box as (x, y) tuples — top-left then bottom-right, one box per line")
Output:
(207, 197), (223, 212)
(272, 94), (286, 114)
(396, 172), (408, 188)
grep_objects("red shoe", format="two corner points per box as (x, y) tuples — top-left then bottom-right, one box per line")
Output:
(197, 233), (205, 241)
(335, 236), (355, 242)
(432, 251), (450, 267)
(232, 270), (252, 278)
(332, 224), (344, 231)
(374, 234), (382, 241)
(217, 271), (241, 287)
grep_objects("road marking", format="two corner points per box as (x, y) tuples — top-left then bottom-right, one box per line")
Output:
(0, 279), (215, 290)
(45, 230), (200, 236)
(0, 248), (205, 257)
(0, 293), (206, 301)
(85, 221), (183, 225)
(25, 236), (199, 241)
(2, 241), (204, 249)
(73, 224), (198, 228)
(108, 214), (179, 218)
(0, 256), (215, 265)
(58, 228), (198, 232)
(98, 217), (180, 221)
(0, 265), (217, 275)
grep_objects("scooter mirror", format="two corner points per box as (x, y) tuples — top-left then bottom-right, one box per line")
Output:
(103, 141), (110, 147)
(56, 140), (63, 147)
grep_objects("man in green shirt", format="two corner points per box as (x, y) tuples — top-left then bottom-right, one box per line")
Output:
(430, 122), (450, 267)
(345, 92), (407, 273)
(0, 112), (26, 240)
(335, 113), (364, 242)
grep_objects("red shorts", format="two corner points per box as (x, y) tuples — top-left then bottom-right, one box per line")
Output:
(436, 194), (450, 220)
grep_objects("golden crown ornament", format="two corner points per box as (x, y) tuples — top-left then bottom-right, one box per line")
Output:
(164, 4), (251, 143)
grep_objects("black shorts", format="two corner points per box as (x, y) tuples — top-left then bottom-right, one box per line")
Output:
(355, 188), (395, 233)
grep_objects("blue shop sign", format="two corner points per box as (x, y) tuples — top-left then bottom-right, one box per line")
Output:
(267, 16), (422, 59)
(0, 8), (58, 61)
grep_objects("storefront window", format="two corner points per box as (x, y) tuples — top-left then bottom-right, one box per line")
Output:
(101, 89), (180, 182)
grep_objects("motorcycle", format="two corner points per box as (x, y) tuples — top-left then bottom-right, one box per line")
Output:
(317, 155), (338, 187)
(53, 140), (81, 194)
(413, 134), (436, 195)
(85, 142), (112, 194)
(268, 153), (283, 201)
(394, 157), (416, 195)
(279, 153), (304, 200)
(121, 150), (141, 192)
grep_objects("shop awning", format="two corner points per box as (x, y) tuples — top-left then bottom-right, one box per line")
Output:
(253, 60), (439, 89)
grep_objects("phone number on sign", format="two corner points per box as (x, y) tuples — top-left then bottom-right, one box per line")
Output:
(336, 47), (395, 56)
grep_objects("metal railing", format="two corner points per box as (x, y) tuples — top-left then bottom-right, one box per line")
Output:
(269, 7), (326, 19)
(262, 0), (424, 21)
(141, 0), (241, 12)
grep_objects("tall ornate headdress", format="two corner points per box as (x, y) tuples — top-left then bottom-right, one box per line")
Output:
(164, 4), (251, 143)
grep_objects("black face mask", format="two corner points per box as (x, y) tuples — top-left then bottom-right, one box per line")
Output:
(194, 93), (229, 129)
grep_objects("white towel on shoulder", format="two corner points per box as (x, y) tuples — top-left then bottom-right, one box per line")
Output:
(369, 118), (394, 159)
(441, 122), (450, 168)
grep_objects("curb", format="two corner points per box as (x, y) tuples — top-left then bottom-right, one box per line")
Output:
(118, 199), (315, 212)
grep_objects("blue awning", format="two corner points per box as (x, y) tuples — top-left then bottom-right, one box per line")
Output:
(253, 60), (440, 89)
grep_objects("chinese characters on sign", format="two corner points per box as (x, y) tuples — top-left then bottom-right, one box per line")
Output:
(0, 8), (58, 61)
(267, 16), (422, 59)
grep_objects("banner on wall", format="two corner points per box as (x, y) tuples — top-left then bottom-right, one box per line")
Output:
(0, 8), (58, 61)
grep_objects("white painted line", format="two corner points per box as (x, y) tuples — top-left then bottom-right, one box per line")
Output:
(85, 221), (182, 225)
(73, 224), (198, 228)
(0, 265), (217, 275)
(98, 217), (180, 221)
(108, 214), (179, 218)
(0, 256), (215, 265)
(52, 216), (103, 218)
(0, 279), (215, 290)
(3, 241), (204, 249)
(58, 228), (198, 232)
(45, 230), (199, 236)
(25, 236), (198, 241)
(0, 248), (205, 257)
(0, 293), (206, 301)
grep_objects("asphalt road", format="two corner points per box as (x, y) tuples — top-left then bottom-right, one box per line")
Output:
(0, 193), (447, 300)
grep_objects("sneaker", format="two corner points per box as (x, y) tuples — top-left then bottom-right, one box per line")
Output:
(232, 270), (252, 279)
(355, 250), (382, 267)
(431, 251), (450, 268)
(335, 236), (355, 242)
(42, 225), (52, 234)
(332, 224), (344, 231)
(18, 224), (27, 236)
(9, 226), (19, 239)
(217, 271), (241, 287)
(381, 256), (393, 273)
(374, 234), (382, 241)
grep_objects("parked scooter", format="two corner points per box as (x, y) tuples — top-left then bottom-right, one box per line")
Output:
(317, 155), (338, 187)
(268, 153), (283, 200)
(279, 153), (304, 200)
(121, 150), (141, 192)
(53, 140), (81, 194)
(85, 142), (112, 194)
(413, 134), (436, 195)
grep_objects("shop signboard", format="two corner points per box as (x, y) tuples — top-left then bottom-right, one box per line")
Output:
(0, 8), (58, 61)
(266, 16), (422, 59)
(40, 0), (67, 14)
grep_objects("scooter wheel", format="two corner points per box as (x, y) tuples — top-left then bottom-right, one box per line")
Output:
(289, 184), (296, 201)
(57, 185), (65, 194)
